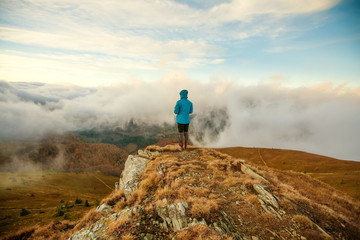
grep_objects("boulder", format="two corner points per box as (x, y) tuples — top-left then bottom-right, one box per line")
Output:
(119, 154), (148, 198)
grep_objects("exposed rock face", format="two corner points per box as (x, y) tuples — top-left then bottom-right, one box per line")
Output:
(253, 184), (279, 209)
(70, 207), (136, 240)
(156, 202), (189, 232)
(241, 163), (268, 183)
(119, 154), (148, 198)
(138, 149), (160, 159)
(95, 203), (113, 213)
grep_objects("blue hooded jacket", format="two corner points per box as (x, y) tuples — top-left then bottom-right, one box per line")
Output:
(174, 90), (193, 124)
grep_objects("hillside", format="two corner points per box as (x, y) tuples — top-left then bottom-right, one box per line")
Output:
(0, 171), (118, 236)
(0, 139), (129, 236)
(5, 145), (359, 240)
(217, 147), (360, 200)
(0, 139), (128, 175)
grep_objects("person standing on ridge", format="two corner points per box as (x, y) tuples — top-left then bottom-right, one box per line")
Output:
(174, 89), (193, 150)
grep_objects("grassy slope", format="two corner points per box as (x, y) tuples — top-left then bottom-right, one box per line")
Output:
(0, 171), (118, 236)
(3, 145), (360, 239)
(217, 147), (360, 200)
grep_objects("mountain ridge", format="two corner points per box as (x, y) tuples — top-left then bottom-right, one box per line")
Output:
(4, 144), (358, 240)
(217, 147), (360, 200)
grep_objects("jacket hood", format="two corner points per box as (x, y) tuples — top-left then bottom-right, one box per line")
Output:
(180, 89), (188, 99)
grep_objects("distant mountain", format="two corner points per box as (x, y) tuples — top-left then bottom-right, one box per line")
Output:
(6, 145), (359, 240)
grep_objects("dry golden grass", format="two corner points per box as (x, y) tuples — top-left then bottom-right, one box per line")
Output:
(244, 194), (260, 206)
(133, 171), (162, 204)
(27, 144), (358, 240)
(2, 220), (75, 240)
(2, 211), (98, 240)
(188, 197), (219, 219)
(177, 224), (231, 240)
(139, 172), (162, 191)
(155, 185), (177, 202)
(193, 186), (210, 197)
(1, 226), (36, 240)
(145, 144), (181, 152)
(106, 217), (131, 234)
(293, 214), (314, 230)
(114, 197), (127, 212)
(72, 208), (103, 232)
(218, 146), (360, 200)
(100, 189), (126, 206)
(27, 221), (74, 240)
(120, 234), (135, 240)
(96, 146), (360, 239)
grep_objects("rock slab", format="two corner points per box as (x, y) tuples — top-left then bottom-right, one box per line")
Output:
(119, 154), (148, 197)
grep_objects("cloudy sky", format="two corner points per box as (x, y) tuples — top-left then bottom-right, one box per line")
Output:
(1, 0), (360, 160)
(1, 0), (359, 87)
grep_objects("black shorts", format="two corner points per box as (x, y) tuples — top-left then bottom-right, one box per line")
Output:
(177, 123), (189, 133)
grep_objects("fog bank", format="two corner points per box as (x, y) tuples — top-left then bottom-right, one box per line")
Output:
(1, 78), (359, 161)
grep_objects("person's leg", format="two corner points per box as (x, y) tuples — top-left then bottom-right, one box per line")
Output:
(184, 132), (189, 149)
(177, 123), (185, 149)
(184, 124), (189, 149)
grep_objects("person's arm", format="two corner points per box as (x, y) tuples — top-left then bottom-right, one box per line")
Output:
(189, 102), (193, 114)
(174, 101), (180, 114)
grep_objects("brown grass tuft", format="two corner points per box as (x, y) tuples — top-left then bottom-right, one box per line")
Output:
(72, 209), (103, 232)
(188, 197), (219, 218)
(28, 221), (74, 240)
(100, 189), (126, 206)
(177, 224), (231, 240)
(114, 197), (127, 212)
(293, 214), (314, 230)
(139, 172), (162, 191)
(145, 144), (180, 152)
(2, 226), (36, 240)
(106, 217), (131, 234)
(155, 185), (178, 202)
(244, 194), (259, 205)
(193, 187), (210, 197)
(120, 234), (135, 240)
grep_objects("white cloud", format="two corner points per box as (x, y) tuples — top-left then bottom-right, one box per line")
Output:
(0, 27), (221, 58)
(1, 78), (359, 161)
(0, 0), (340, 50)
(0, 0), (342, 84)
(207, 0), (340, 22)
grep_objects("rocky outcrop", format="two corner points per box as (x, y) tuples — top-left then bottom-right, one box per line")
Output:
(118, 154), (148, 198)
(138, 149), (160, 159)
(70, 206), (137, 240)
(253, 184), (283, 219)
(67, 145), (360, 240)
(156, 201), (189, 232)
(253, 184), (279, 209)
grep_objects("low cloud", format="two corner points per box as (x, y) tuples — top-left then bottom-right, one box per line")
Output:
(1, 78), (359, 161)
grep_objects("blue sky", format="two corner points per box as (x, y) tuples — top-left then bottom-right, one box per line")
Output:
(0, 0), (359, 87)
